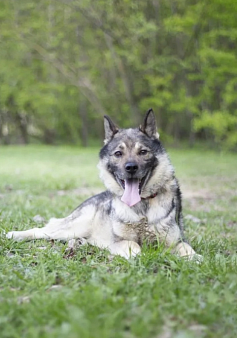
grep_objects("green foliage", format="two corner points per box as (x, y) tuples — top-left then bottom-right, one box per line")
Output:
(194, 111), (237, 148)
(0, 0), (237, 149)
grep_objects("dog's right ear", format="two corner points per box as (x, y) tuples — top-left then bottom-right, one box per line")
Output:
(104, 115), (119, 144)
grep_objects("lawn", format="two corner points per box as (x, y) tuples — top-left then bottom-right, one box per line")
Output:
(0, 145), (237, 338)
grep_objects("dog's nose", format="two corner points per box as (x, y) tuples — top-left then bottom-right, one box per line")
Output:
(125, 162), (138, 174)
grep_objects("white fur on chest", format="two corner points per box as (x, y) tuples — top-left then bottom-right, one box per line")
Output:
(112, 194), (172, 224)
(111, 196), (173, 242)
(112, 198), (142, 222)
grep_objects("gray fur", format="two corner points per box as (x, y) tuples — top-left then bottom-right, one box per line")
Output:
(6, 110), (202, 261)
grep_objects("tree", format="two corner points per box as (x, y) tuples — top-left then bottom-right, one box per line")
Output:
(0, 0), (236, 149)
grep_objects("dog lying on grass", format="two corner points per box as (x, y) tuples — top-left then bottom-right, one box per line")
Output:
(7, 109), (202, 261)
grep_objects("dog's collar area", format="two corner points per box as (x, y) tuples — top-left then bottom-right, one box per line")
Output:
(141, 192), (158, 200)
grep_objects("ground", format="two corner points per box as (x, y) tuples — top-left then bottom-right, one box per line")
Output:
(0, 145), (237, 338)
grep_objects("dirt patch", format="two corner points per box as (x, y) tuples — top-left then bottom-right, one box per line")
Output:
(180, 185), (219, 212)
(181, 186), (214, 200)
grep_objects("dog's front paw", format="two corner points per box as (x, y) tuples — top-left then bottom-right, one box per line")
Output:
(194, 253), (203, 263)
(6, 231), (14, 239)
(186, 253), (203, 264)
(6, 231), (22, 241)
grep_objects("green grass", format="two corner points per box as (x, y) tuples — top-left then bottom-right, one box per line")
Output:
(0, 145), (237, 338)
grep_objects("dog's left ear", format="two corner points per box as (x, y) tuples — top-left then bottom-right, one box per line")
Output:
(104, 115), (119, 143)
(140, 109), (159, 139)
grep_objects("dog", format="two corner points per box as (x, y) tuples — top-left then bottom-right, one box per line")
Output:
(7, 109), (202, 261)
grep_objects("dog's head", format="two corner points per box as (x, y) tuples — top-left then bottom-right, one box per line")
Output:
(98, 109), (173, 207)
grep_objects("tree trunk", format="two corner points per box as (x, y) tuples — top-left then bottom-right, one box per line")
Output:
(79, 96), (88, 147)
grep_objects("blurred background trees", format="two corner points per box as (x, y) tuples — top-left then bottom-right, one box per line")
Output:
(0, 0), (237, 149)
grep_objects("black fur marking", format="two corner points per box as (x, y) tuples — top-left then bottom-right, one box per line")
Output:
(165, 198), (175, 220)
(99, 143), (109, 159)
(136, 132), (165, 155)
(173, 180), (186, 240)
(175, 182), (182, 226)
(106, 199), (113, 216)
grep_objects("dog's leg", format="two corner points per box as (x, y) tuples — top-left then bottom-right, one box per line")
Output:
(108, 240), (141, 259)
(156, 209), (203, 263)
(6, 217), (63, 241)
(174, 241), (203, 262)
(156, 218), (203, 262)
(6, 214), (92, 242)
(6, 227), (52, 241)
(6, 224), (87, 241)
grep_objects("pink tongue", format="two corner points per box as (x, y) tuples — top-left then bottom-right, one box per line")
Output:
(121, 179), (141, 207)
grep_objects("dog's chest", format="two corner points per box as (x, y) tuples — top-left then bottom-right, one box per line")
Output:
(123, 217), (157, 244)
(112, 199), (166, 243)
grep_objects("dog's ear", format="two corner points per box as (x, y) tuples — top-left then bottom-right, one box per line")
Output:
(104, 115), (118, 143)
(139, 109), (159, 139)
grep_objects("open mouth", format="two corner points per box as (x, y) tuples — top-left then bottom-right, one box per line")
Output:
(118, 176), (146, 194)
(116, 174), (148, 207)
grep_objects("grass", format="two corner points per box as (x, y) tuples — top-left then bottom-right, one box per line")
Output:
(0, 145), (237, 338)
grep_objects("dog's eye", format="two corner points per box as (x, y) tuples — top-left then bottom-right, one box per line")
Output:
(139, 150), (148, 155)
(114, 151), (122, 158)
